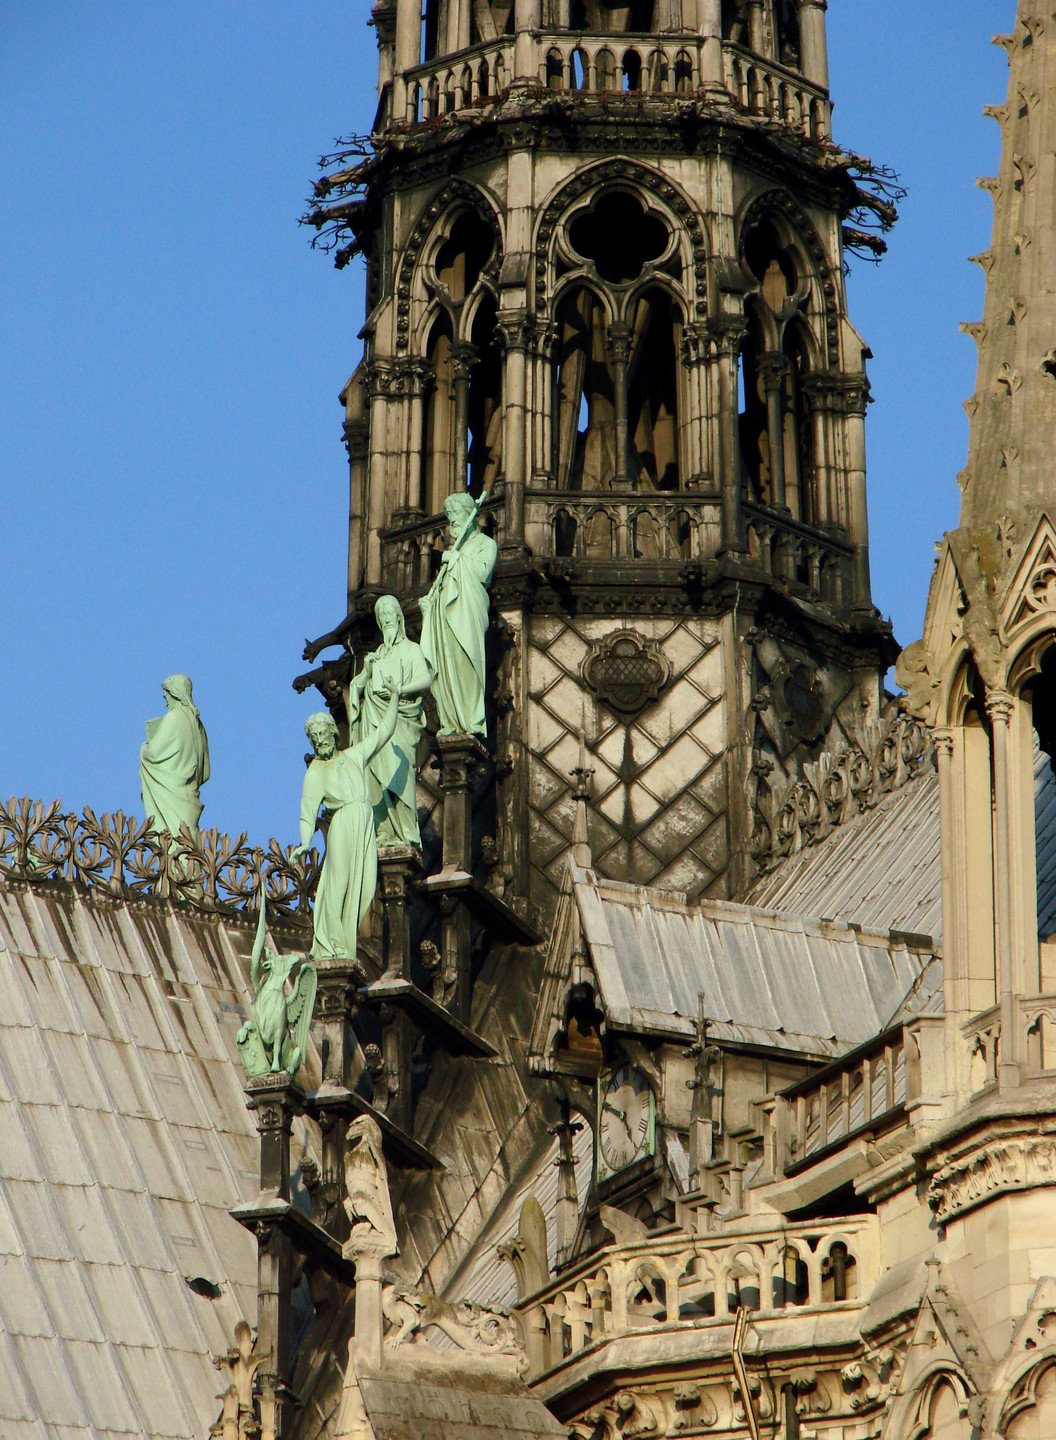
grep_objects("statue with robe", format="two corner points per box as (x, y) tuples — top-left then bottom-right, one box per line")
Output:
(139, 674), (210, 835)
(420, 492), (498, 737)
(348, 596), (433, 848)
(292, 684), (400, 962)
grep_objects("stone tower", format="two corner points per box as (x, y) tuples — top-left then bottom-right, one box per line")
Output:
(899, 0), (1056, 1363)
(304, 0), (898, 928)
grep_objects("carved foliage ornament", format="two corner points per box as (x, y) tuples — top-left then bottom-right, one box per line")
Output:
(582, 630), (671, 716)
(752, 706), (932, 871)
(927, 1134), (1056, 1224)
(0, 796), (318, 922)
(381, 1285), (524, 1366)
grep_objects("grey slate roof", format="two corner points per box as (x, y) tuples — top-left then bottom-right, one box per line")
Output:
(569, 863), (936, 1056)
(747, 770), (943, 942)
(748, 743), (1056, 947)
(0, 883), (286, 1440)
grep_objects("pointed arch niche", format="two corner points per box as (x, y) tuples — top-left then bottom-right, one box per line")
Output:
(546, 185), (693, 493)
(737, 212), (822, 523)
(408, 198), (504, 513)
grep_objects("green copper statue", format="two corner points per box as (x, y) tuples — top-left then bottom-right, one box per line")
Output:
(139, 674), (210, 835)
(236, 890), (317, 1078)
(292, 683), (401, 961)
(420, 492), (498, 737)
(348, 595), (433, 849)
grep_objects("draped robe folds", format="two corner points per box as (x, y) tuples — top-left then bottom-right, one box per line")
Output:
(349, 636), (432, 847)
(299, 747), (377, 961)
(420, 528), (498, 736)
(139, 703), (210, 835)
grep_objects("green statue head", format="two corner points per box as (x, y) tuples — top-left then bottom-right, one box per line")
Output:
(443, 491), (477, 541)
(162, 674), (198, 714)
(305, 711), (339, 759)
(375, 594), (406, 648)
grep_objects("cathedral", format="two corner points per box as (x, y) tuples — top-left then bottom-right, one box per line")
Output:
(4, 2), (1056, 1438)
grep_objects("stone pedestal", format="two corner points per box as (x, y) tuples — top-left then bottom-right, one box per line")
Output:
(436, 732), (489, 1022)
(315, 960), (362, 1089)
(243, 1074), (305, 1440)
(377, 844), (421, 982)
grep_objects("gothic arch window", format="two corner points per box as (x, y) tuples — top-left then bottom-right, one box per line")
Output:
(417, 205), (501, 508)
(774, 0), (801, 68)
(1025, 646), (1056, 945)
(783, 319), (817, 522)
(554, 284), (616, 491)
(738, 301), (771, 506)
(1005, 1359), (1056, 1438)
(961, 694), (998, 1019)
(551, 188), (687, 492)
(627, 285), (683, 491)
(738, 211), (823, 521)
(465, 290), (502, 496)
(422, 312), (455, 515)
(721, 0), (746, 43)
(913, 1378), (973, 1439)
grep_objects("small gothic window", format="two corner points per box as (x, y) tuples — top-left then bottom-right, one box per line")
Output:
(820, 1242), (857, 1302)
(774, 0), (801, 68)
(422, 313), (454, 514)
(569, 191), (668, 284)
(420, 208), (501, 510)
(434, 210), (494, 302)
(1030, 649), (1056, 940)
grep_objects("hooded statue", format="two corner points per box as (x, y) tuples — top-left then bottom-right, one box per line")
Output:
(420, 492), (498, 737)
(139, 674), (210, 836)
(348, 595), (433, 848)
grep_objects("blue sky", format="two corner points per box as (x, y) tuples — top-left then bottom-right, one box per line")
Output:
(0, 2), (1010, 846)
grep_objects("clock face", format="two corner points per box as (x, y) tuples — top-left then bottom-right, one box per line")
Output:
(597, 1064), (654, 1180)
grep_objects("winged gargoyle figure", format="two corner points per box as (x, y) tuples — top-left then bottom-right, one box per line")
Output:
(236, 885), (317, 1079)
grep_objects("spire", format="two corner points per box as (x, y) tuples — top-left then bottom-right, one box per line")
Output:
(960, 4), (1056, 554)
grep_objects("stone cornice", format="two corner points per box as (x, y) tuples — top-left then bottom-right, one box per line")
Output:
(362, 102), (854, 225)
(917, 1089), (1056, 1225)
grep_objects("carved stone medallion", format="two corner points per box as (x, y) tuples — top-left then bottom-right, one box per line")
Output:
(582, 630), (671, 715)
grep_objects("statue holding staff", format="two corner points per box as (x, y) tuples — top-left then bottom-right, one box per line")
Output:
(292, 678), (401, 962)
(348, 596), (433, 849)
(420, 491), (498, 738)
(139, 674), (210, 836)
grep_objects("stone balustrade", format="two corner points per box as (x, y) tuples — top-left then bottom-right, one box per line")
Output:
(380, 495), (505, 596)
(382, 492), (853, 597)
(965, 1003), (1002, 1094)
(1022, 991), (1056, 1075)
(535, 33), (706, 96)
(525, 489), (722, 565)
(405, 38), (513, 124)
(773, 1026), (908, 1175)
(396, 35), (829, 133)
(723, 42), (830, 139)
(516, 1214), (878, 1378)
(743, 500), (854, 606)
